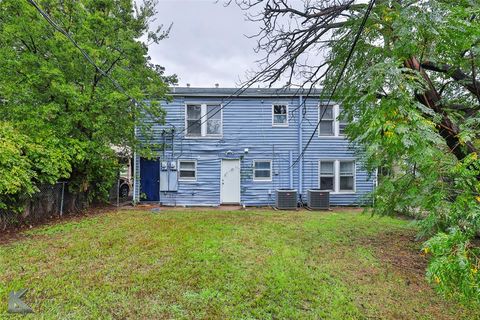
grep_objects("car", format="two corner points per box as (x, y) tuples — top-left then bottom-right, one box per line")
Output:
(118, 177), (131, 198)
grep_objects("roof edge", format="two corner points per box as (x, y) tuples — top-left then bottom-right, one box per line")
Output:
(167, 86), (323, 98)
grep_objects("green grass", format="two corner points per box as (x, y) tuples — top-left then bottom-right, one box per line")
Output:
(0, 209), (477, 319)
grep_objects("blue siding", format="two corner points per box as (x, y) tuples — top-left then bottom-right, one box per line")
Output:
(134, 89), (375, 206)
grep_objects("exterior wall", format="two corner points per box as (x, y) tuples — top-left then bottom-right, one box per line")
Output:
(134, 90), (375, 206)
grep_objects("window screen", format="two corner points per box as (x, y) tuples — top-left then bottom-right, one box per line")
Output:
(319, 106), (334, 136)
(179, 160), (197, 180)
(319, 161), (335, 191)
(186, 105), (201, 136)
(253, 160), (272, 181)
(339, 161), (355, 191)
(273, 105), (288, 126)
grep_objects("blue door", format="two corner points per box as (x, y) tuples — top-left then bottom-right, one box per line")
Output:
(140, 158), (160, 201)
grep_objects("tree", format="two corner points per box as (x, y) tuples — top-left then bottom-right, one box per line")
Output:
(236, 0), (480, 301)
(0, 0), (175, 214)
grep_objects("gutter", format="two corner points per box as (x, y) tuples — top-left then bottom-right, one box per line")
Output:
(133, 123), (138, 204)
(289, 150), (293, 189)
(298, 95), (304, 199)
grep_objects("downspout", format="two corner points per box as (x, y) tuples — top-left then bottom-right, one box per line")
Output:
(133, 152), (137, 203)
(289, 150), (293, 189)
(133, 123), (138, 204)
(298, 95), (303, 199)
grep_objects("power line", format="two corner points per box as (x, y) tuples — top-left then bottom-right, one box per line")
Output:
(176, 0), (375, 155)
(172, 49), (313, 139)
(26, 0), (161, 116)
(291, 0), (377, 168)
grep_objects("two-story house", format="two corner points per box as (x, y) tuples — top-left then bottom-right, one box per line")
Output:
(133, 87), (376, 206)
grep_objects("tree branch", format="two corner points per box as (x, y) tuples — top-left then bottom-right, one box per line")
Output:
(421, 60), (480, 100)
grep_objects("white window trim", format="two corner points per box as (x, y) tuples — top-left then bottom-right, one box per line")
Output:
(272, 104), (289, 127)
(318, 160), (336, 192)
(185, 103), (223, 139)
(178, 159), (197, 182)
(337, 105), (347, 136)
(318, 104), (346, 138)
(318, 159), (356, 194)
(338, 160), (356, 193)
(253, 159), (272, 182)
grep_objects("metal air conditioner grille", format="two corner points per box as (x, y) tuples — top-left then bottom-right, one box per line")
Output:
(307, 189), (330, 210)
(275, 189), (297, 210)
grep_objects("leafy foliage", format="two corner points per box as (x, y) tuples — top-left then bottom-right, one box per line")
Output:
(241, 0), (480, 301)
(325, 1), (480, 302)
(0, 0), (175, 211)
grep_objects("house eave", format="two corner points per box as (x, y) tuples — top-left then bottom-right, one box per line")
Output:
(167, 87), (324, 99)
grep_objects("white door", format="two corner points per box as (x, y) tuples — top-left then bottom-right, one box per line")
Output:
(221, 159), (241, 204)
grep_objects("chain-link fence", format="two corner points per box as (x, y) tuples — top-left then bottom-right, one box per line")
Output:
(0, 182), (88, 230)
(108, 178), (133, 207)
(1, 178), (133, 230)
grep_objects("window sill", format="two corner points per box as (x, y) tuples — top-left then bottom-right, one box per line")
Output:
(178, 179), (197, 183)
(272, 124), (289, 128)
(253, 179), (272, 183)
(317, 135), (347, 139)
(184, 135), (223, 140)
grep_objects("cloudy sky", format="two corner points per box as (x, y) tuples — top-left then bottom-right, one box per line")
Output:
(149, 0), (261, 87)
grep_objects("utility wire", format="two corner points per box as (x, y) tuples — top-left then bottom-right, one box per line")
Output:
(27, 0), (159, 114)
(291, 0), (377, 167)
(172, 49), (313, 139)
(28, 0), (305, 142)
(177, 0), (375, 152)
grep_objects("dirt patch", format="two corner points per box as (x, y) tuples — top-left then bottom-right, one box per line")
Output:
(361, 229), (427, 279)
(353, 230), (470, 320)
(0, 205), (116, 245)
(356, 228), (434, 307)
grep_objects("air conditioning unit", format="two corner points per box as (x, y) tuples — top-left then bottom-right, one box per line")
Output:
(276, 189), (297, 210)
(307, 189), (330, 210)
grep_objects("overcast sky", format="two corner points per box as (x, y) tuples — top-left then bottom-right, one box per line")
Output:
(150, 0), (260, 88)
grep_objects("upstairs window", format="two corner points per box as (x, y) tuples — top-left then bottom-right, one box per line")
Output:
(207, 105), (222, 135)
(319, 161), (335, 191)
(253, 160), (272, 181)
(186, 105), (202, 136)
(186, 104), (222, 137)
(272, 104), (288, 126)
(319, 105), (334, 136)
(179, 160), (197, 181)
(338, 106), (347, 135)
(318, 104), (347, 137)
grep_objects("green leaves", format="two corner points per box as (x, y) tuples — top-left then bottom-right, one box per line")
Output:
(319, 0), (480, 301)
(0, 0), (174, 211)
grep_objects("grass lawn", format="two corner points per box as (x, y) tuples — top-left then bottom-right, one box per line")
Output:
(0, 208), (477, 319)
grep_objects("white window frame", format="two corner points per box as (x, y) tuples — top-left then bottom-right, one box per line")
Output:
(337, 105), (347, 136)
(185, 103), (223, 139)
(272, 104), (289, 127)
(318, 104), (346, 137)
(253, 160), (272, 182)
(178, 160), (197, 181)
(338, 160), (356, 192)
(318, 160), (335, 191)
(318, 159), (356, 193)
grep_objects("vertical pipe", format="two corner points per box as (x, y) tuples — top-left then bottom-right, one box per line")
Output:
(133, 152), (137, 203)
(60, 182), (65, 216)
(289, 150), (293, 189)
(133, 121), (138, 204)
(298, 95), (303, 197)
(157, 155), (164, 206)
(116, 178), (120, 207)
